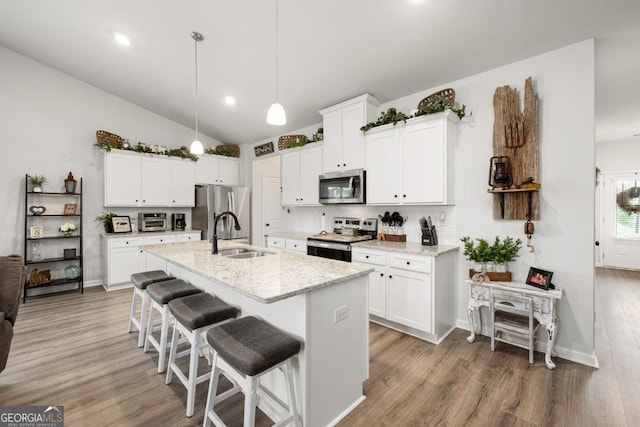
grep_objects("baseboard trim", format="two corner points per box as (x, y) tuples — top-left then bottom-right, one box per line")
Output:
(326, 395), (366, 427)
(454, 319), (599, 368)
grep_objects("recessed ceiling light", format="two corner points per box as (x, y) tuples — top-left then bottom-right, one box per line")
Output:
(114, 33), (131, 47)
(224, 96), (236, 106)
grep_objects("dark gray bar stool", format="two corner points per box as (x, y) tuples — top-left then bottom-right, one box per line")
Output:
(128, 270), (174, 347)
(165, 292), (239, 418)
(144, 279), (202, 373)
(203, 316), (302, 427)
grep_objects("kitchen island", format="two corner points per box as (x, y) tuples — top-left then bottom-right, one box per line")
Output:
(142, 239), (373, 427)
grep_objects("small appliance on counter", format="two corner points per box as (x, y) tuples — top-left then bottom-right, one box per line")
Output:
(172, 213), (186, 231)
(138, 213), (168, 232)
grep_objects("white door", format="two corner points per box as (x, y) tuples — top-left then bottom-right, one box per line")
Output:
(601, 172), (640, 269)
(104, 152), (141, 206)
(218, 157), (239, 186)
(263, 174), (282, 238)
(402, 119), (445, 203)
(299, 146), (322, 205)
(365, 127), (400, 205)
(386, 267), (432, 333)
(141, 157), (171, 206)
(281, 151), (301, 205)
(170, 160), (195, 206)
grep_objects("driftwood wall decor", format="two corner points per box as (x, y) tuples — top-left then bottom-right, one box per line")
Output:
(490, 77), (540, 220)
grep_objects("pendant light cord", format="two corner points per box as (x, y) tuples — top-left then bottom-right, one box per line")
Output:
(194, 33), (200, 140)
(274, 0), (279, 102)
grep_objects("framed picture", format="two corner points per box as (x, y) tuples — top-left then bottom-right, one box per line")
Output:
(63, 248), (76, 259)
(111, 216), (132, 233)
(64, 203), (78, 215)
(30, 226), (43, 239)
(526, 267), (553, 290)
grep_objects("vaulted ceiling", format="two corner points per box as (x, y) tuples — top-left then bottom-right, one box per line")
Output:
(1, 0), (638, 144)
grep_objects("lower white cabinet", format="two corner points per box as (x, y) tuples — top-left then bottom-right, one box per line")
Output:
(352, 246), (456, 344)
(103, 232), (200, 290)
(267, 236), (307, 254)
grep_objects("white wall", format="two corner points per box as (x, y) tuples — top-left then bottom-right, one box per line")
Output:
(0, 46), (222, 286)
(250, 40), (597, 365)
(596, 139), (640, 172)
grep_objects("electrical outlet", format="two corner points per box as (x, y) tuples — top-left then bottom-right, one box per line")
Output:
(334, 305), (348, 323)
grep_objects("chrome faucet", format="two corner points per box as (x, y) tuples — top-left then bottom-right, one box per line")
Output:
(212, 211), (241, 254)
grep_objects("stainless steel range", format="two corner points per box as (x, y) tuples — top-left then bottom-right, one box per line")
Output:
(307, 217), (378, 262)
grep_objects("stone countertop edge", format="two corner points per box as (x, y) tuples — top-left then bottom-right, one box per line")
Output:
(100, 229), (202, 239)
(142, 240), (373, 304)
(353, 240), (459, 256)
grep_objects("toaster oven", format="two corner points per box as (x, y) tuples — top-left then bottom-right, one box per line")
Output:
(138, 213), (168, 232)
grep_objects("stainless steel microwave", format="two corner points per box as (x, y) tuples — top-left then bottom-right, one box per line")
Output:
(319, 169), (366, 204)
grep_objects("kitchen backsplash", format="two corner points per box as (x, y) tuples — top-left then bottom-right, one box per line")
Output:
(280, 205), (457, 244)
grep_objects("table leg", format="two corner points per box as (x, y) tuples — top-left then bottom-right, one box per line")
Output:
(466, 306), (477, 343)
(544, 321), (558, 369)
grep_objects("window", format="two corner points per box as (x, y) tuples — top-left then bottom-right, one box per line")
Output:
(615, 178), (640, 239)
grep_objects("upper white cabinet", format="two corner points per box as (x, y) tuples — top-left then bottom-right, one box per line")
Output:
(196, 154), (239, 186)
(281, 145), (322, 206)
(104, 151), (196, 207)
(319, 94), (379, 174)
(365, 111), (458, 205)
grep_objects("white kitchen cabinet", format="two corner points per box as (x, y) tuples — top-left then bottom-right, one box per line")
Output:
(352, 246), (456, 344)
(196, 154), (239, 186)
(141, 157), (172, 206)
(387, 267), (432, 332)
(170, 159), (196, 206)
(281, 145), (322, 206)
(104, 237), (145, 288)
(267, 236), (306, 254)
(104, 152), (141, 207)
(285, 239), (307, 254)
(319, 94), (379, 174)
(267, 237), (286, 250)
(104, 151), (196, 207)
(174, 232), (201, 242)
(102, 232), (199, 290)
(365, 111), (458, 205)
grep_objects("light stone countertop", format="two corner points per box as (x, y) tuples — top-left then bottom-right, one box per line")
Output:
(101, 229), (202, 239)
(142, 240), (373, 304)
(353, 240), (459, 256)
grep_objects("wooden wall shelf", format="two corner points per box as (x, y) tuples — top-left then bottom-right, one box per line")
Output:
(487, 187), (539, 194)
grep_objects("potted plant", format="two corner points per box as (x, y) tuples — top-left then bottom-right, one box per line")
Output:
(59, 222), (78, 237)
(491, 236), (523, 272)
(29, 174), (47, 192)
(95, 213), (116, 233)
(460, 236), (492, 272)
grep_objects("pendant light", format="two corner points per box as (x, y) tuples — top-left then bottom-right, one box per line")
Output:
(189, 31), (205, 155)
(267, 0), (286, 125)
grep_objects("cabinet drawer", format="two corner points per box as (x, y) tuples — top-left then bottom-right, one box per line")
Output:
(352, 248), (386, 266)
(388, 253), (432, 274)
(144, 235), (176, 245)
(286, 239), (307, 253)
(267, 237), (286, 249)
(108, 237), (145, 249)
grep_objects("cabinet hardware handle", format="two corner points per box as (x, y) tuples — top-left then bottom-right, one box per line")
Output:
(365, 255), (369, 258)
(343, 163), (346, 167)
(380, 273), (384, 277)
(266, 223), (270, 227)
(407, 261), (410, 265)
(403, 194), (406, 198)
(389, 275), (393, 279)
(337, 164), (340, 167)
(394, 195), (398, 198)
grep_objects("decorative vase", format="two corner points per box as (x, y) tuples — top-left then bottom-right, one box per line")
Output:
(32, 185), (43, 193)
(496, 263), (508, 273)
(62, 231), (74, 237)
(485, 262), (496, 272)
(65, 264), (80, 280)
(473, 262), (485, 272)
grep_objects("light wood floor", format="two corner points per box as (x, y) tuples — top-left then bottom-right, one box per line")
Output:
(1, 268), (638, 426)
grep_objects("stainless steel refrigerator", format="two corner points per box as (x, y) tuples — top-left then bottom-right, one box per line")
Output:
(192, 185), (251, 242)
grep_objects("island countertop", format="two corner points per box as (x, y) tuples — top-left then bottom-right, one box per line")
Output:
(142, 240), (373, 304)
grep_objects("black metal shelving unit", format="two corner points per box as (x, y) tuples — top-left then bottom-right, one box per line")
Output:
(23, 174), (84, 302)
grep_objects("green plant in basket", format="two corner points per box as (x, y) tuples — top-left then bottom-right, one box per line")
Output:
(95, 213), (116, 233)
(491, 236), (522, 264)
(460, 236), (492, 263)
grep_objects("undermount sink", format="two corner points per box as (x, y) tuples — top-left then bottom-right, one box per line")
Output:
(218, 247), (252, 256)
(225, 251), (270, 259)
(218, 247), (271, 259)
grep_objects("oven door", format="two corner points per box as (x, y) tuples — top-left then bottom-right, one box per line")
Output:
(319, 169), (365, 204)
(307, 239), (352, 262)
